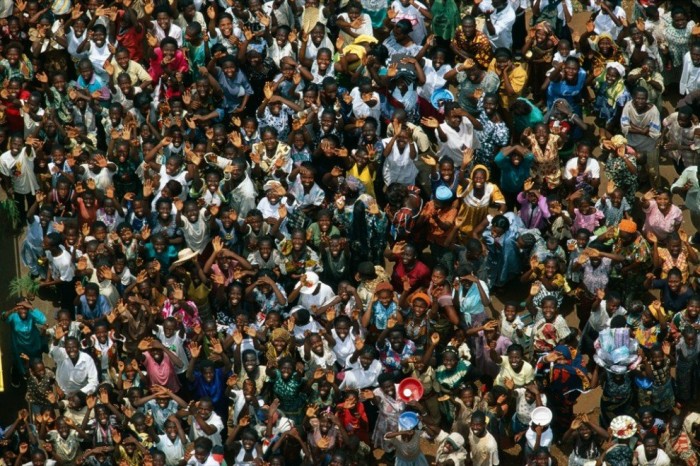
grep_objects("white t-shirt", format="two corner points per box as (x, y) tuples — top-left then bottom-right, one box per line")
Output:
(157, 326), (189, 375)
(435, 118), (477, 166)
(157, 434), (185, 466)
(593, 5), (626, 39)
(47, 246), (76, 282)
(563, 157), (601, 180)
(483, 4), (516, 49)
(468, 431), (500, 466)
(331, 327), (356, 367)
(189, 412), (224, 447)
(589, 300), (627, 333)
(525, 425), (553, 449)
(339, 358), (382, 389)
(152, 20), (183, 46)
(296, 283), (336, 311)
(389, 0), (428, 44)
(0, 147), (39, 195)
(633, 445), (671, 466)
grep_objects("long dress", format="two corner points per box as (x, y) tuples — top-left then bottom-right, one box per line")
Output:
(527, 133), (562, 190)
(371, 386), (405, 452)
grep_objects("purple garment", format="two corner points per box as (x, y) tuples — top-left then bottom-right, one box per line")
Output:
(473, 332), (512, 378)
(517, 192), (551, 230)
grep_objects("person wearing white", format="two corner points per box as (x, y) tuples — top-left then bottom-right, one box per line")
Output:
(680, 47), (700, 96)
(633, 441), (671, 466)
(563, 155), (600, 182)
(435, 116), (478, 166)
(340, 355), (383, 389)
(188, 404), (224, 447)
(589, 299), (627, 333)
(388, 0), (430, 45)
(350, 87), (381, 122)
(50, 338), (99, 395)
(482, 0), (516, 49)
(418, 58), (452, 102)
(591, 2), (626, 40)
(157, 433), (186, 466)
(0, 143), (39, 198)
(382, 134), (419, 186)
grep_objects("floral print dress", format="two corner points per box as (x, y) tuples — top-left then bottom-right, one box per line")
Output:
(475, 110), (510, 170)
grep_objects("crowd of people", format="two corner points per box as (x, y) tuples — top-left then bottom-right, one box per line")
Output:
(3, 0), (700, 463)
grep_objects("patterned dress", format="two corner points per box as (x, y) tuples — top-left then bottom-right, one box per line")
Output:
(527, 133), (562, 190)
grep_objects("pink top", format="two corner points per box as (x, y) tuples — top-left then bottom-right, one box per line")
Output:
(573, 208), (604, 234)
(643, 199), (683, 241)
(143, 351), (180, 392)
(148, 48), (189, 82)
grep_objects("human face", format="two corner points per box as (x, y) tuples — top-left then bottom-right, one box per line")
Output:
(564, 61), (579, 82)
(472, 169), (486, 189)
(470, 417), (486, 436)
(442, 352), (458, 370)
(380, 380), (396, 398)
(438, 160), (455, 183)
(668, 273), (682, 292)
(542, 300), (557, 322)
(66, 339), (80, 360)
(672, 12), (688, 30)
(280, 361), (294, 380)
(644, 438), (658, 459)
(633, 91), (648, 113)
(508, 349), (523, 371)
(262, 131), (278, 151)
(655, 192), (670, 212)
(377, 290), (393, 307)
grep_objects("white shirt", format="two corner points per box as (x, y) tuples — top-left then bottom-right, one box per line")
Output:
(389, 0), (428, 44)
(331, 328), (356, 368)
(435, 118), (477, 166)
(189, 412), (224, 447)
(296, 283), (337, 311)
(157, 326), (189, 375)
(483, 4), (516, 49)
(157, 434), (185, 466)
(514, 388), (547, 424)
(593, 5), (626, 39)
(633, 445), (671, 466)
(339, 358), (382, 389)
(382, 138), (419, 186)
(525, 425), (553, 448)
(50, 345), (99, 395)
(680, 52), (700, 96)
(589, 300), (627, 333)
(468, 431), (500, 466)
(0, 147), (39, 195)
(151, 20), (183, 47)
(563, 157), (601, 180)
(419, 59), (452, 101)
(186, 454), (220, 466)
(350, 88), (381, 121)
(47, 246), (76, 282)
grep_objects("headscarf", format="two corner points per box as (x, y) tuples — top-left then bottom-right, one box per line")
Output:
(470, 164), (491, 182)
(544, 345), (590, 400)
(610, 135), (628, 147)
(266, 328), (293, 363)
(596, 63), (627, 107)
(618, 219), (638, 234)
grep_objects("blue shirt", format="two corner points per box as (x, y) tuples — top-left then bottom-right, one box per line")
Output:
(77, 294), (111, 320)
(494, 151), (535, 194)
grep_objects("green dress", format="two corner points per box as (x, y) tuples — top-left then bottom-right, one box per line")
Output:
(430, 0), (459, 41)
